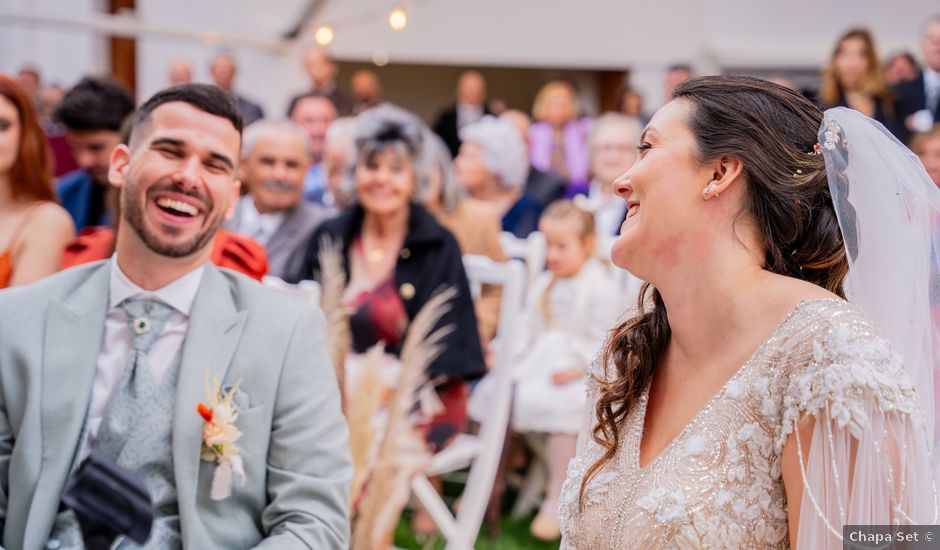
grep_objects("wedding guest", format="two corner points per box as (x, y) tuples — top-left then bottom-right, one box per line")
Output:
(54, 76), (135, 230)
(294, 104), (485, 450)
(288, 92), (338, 203)
(16, 66), (41, 108)
(502, 109), (567, 209)
(580, 113), (642, 235)
(209, 51), (264, 125)
(819, 28), (902, 139)
(911, 123), (940, 188)
(662, 64), (692, 103)
(433, 70), (490, 157)
(618, 87), (649, 125)
(0, 83), (350, 548)
(528, 80), (592, 195)
(456, 116), (540, 238)
(320, 116), (358, 212)
(423, 130), (505, 343)
(469, 201), (624, 541)
(885, 51), (921, 85)
(225, 119), (327, 279)
(896, 14), (940, 143)
(167, 58), (193, 86)
(350, 69), (383, 114)
(0, 74), (74, 289)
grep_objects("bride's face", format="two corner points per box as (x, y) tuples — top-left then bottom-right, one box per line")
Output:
(610, 99), (718, 281)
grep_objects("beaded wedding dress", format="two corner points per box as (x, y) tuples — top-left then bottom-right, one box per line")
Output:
(559, 109), (940, 548)
(559, 299), (931, 549)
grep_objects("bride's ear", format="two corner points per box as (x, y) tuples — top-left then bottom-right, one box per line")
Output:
(707, 155), (745, 196)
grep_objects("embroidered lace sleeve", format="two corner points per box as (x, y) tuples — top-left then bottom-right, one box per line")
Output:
(780, 313), (937, 548)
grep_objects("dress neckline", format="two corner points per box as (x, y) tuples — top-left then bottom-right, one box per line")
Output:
(634, 298), (843, 471)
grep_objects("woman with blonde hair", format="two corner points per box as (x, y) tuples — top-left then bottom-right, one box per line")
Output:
(529, 80), (592, 195)
(819, 28), (902, 139)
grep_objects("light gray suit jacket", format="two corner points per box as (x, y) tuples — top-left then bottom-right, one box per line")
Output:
(225, 197), (329, 281)
(0, 261), (351, 549)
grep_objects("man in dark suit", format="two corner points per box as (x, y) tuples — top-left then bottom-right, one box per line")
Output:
(54, 77), (135, 231)
(895, 15), (940, 145)
(210, 51), (264, 125)
(433, 70), (490, 157)
(224, 119), (329, 280)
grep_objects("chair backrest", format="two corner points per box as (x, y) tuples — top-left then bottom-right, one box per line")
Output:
(456, 255), (525, 544)
(261, 275), (322, 307)
(498, 231), (546, 284)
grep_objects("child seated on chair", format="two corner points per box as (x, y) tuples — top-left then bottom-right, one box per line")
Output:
(468, 199), (626, 541)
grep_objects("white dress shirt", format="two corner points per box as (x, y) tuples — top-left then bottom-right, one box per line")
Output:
(83, 257), (204, 453)
(234, 198), (286, 245)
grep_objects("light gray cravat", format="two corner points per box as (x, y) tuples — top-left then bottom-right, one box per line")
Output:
(94, 298), (174, 459)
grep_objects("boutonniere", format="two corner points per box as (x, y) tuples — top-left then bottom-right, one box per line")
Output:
(197, 374), (246, 501)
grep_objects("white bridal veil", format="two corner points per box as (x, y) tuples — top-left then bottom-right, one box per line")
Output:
(795, 107), (940, 547)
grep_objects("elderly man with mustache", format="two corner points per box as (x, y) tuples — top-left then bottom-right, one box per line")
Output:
(226, 119), (330, 280)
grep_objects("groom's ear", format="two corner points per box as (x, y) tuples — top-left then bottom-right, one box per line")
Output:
(109, 145), (132, 190)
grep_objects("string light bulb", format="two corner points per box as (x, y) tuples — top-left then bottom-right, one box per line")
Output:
(388, 7), (407, 31)
(314, 25), (335, 46)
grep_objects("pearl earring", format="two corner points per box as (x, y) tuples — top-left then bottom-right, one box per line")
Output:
(702, 182), (719, 199)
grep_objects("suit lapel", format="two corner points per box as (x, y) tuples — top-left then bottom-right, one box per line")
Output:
(173, 264), (247, 520)
(26, 262), (110, 548)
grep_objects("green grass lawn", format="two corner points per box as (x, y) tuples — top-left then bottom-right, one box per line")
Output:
(392, 476), (561, 550)
(393, 510), (560, 550)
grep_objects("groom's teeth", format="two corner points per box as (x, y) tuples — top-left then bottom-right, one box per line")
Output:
(156, 198), (198, 216)
(628, 205), (639, 217)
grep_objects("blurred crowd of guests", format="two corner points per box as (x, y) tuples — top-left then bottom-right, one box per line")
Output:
(2, 12), (940, 541)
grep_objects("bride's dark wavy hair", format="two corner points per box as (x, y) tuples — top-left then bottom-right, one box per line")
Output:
(579, 75), (849, 505)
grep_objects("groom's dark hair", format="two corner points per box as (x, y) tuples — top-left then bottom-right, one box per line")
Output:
(128, 83), (243, 145)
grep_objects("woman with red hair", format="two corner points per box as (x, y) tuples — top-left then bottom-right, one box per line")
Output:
(0, 73), (74, 289)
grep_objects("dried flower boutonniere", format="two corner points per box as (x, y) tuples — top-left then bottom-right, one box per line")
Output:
(197, 375), (246, 501)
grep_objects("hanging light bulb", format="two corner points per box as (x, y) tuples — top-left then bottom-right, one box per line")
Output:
(388, 7), (407, 31)
(314, 25), (335, 46)
(372, 50), (390, 67)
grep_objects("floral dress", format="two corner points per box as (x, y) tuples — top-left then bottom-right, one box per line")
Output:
(559, 299), (936, 549)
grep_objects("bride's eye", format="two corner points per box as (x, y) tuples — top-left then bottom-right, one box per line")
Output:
(636, 142), (652, 153)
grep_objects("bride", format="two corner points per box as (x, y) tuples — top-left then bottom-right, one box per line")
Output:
(559, 76), (939, 548)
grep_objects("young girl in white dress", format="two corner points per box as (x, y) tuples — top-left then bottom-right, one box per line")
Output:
(471, 199), (626, 540)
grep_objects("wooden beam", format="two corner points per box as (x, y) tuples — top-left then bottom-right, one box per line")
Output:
(109, 0), (137, 99)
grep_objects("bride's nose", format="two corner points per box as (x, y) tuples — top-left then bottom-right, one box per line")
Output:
(612, 174), (632, 199)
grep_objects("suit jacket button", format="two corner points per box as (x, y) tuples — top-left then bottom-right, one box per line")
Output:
(400, 248), (411, 259)
(46, 540), (61, 549)
(399, 283), (415, 300)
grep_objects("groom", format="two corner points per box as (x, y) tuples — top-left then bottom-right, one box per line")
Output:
(0, 84), (351, 548)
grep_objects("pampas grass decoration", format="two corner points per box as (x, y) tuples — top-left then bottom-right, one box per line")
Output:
(348, 342), (385, 508)
(351, 287), (456, 550)
(317, 236), (351, 402)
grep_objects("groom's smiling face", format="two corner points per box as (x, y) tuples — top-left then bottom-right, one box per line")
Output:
(109, 101), (242, 258)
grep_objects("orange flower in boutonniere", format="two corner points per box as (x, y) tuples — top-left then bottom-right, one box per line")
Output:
(197, 374), (246, 501)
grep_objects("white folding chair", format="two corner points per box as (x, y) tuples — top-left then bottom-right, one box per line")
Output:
(498, 231), (546, 284)
(410, 255), (526, 550)
(261, 275), (322, 308)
